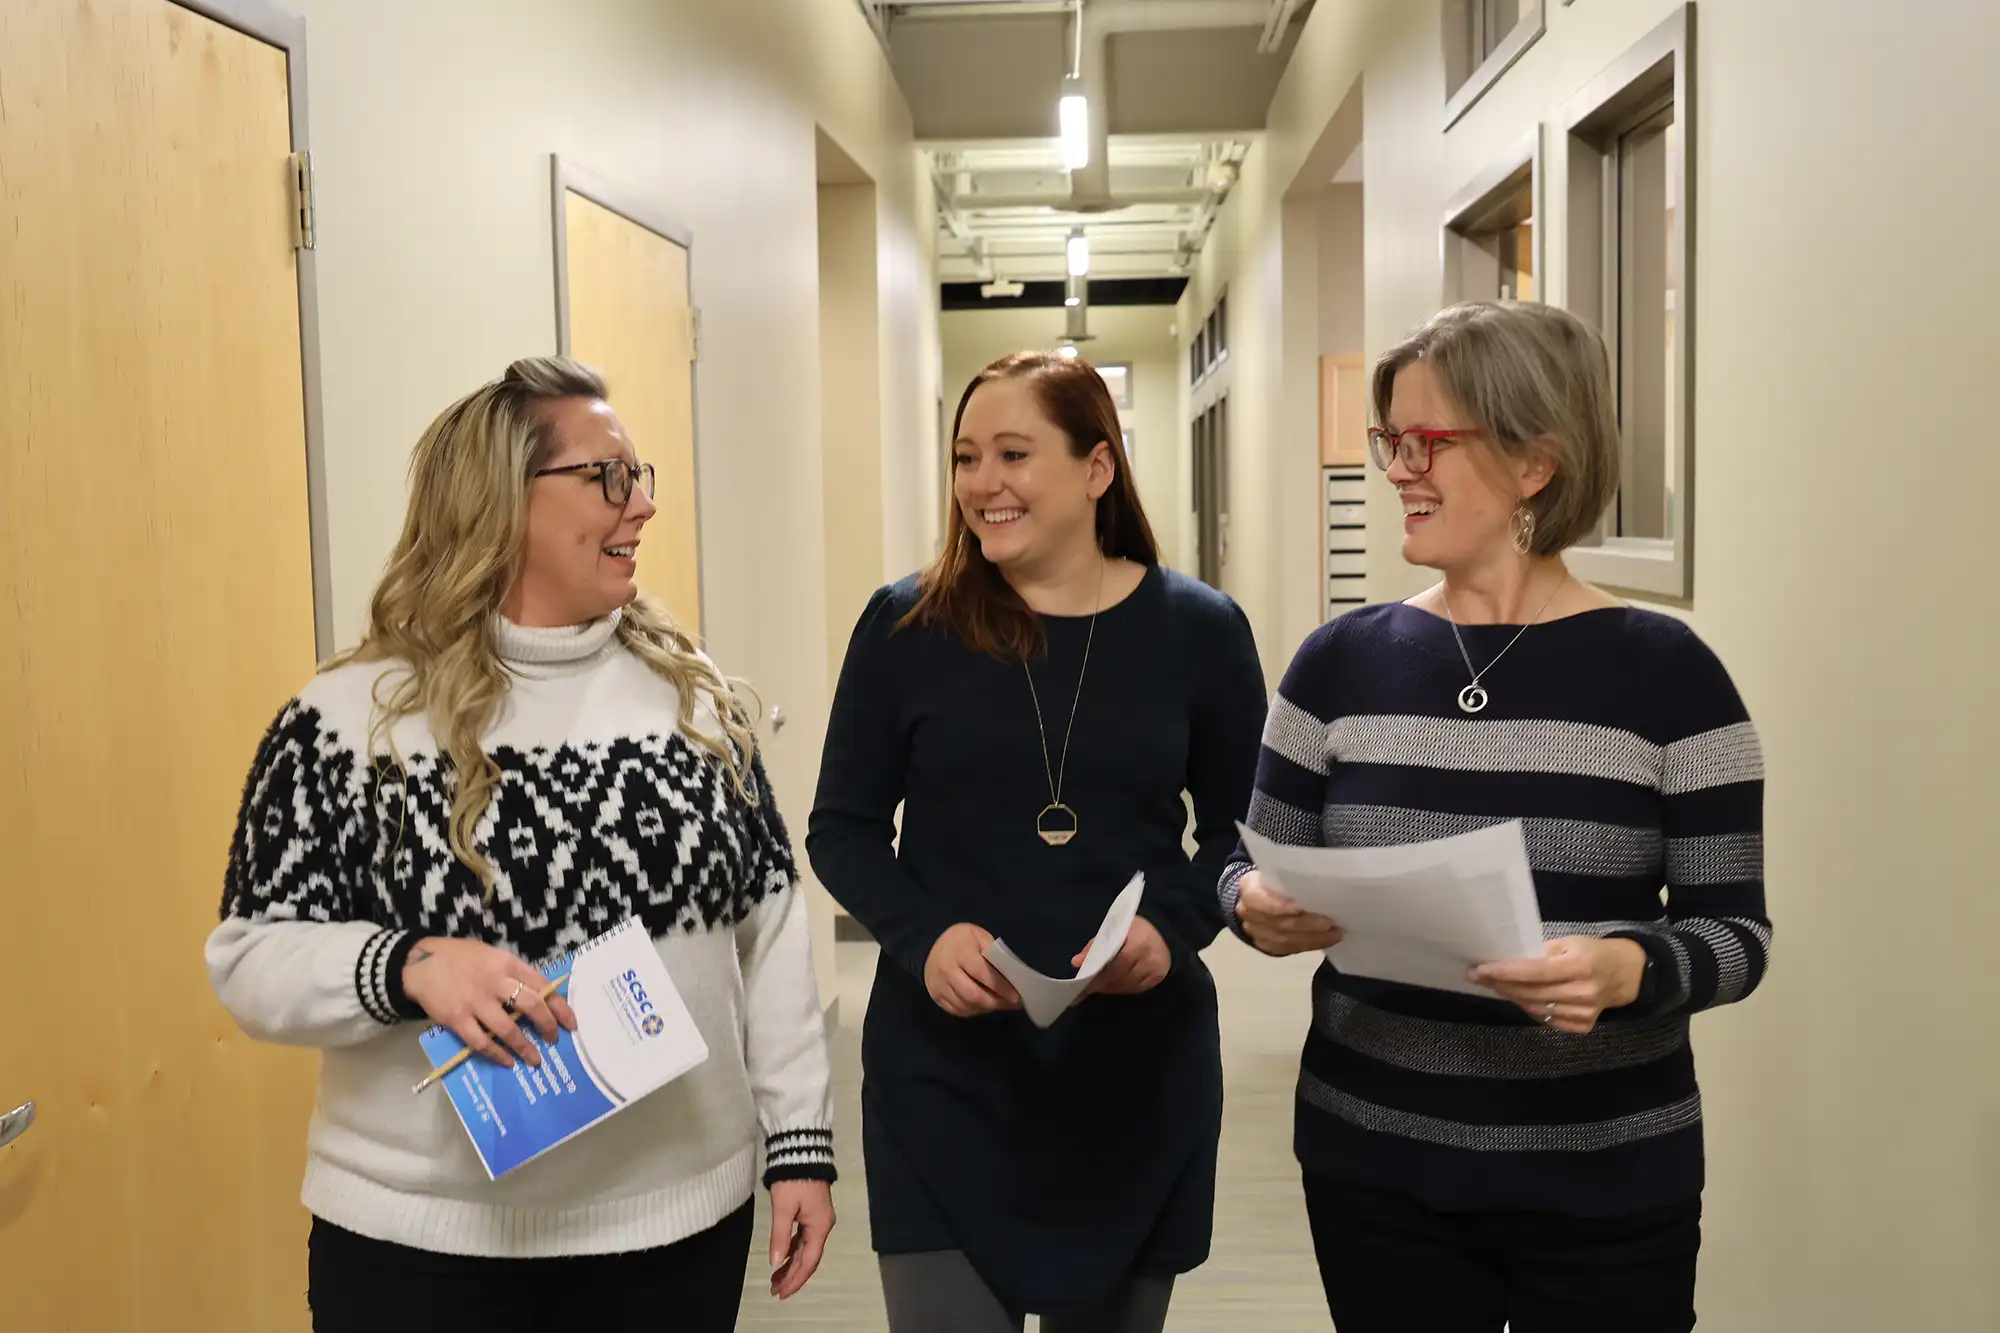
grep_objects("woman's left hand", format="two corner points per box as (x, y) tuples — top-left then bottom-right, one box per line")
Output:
(1071, 916), (1172, 996)
(767, 1178), (835, 1300)
(1467, 936), (1648, 1034)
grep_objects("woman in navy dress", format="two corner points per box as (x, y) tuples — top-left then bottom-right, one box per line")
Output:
(808, 351), (1268, 1332)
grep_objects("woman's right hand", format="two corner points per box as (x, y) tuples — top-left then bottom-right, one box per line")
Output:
(1235, 871), (1345, 957)
(401, 937), (577, 1069)
(923, 924), (1022, 1018)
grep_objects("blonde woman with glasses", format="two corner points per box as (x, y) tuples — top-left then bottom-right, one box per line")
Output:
(1224, 303), (1770, 1333)
(207, 357), (835, 1331)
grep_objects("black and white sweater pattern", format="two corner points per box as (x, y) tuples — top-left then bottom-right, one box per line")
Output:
(207, 612), (834, 1258)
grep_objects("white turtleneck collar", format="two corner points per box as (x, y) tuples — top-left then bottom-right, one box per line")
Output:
(493, 608), (623, 676)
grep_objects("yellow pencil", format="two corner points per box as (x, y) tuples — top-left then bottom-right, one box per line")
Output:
(410, 972), (571, 1095)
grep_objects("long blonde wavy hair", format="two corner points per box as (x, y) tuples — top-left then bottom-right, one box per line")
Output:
(331, 355), (759, 892)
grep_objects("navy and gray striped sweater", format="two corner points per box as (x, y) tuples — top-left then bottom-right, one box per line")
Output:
(1220, 602), (1769, 1216)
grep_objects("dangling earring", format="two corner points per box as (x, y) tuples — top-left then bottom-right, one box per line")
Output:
(1510, 504), (1536, 555)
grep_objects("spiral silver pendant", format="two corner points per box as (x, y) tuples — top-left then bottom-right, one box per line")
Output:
(1457, 683), (1489, 714)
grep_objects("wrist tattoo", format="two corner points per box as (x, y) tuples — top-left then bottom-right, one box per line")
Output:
(408, 947), (434, 967)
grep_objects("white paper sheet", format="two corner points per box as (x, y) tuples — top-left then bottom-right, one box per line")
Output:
(984, 872), (1146, 1028)
(1236, 822), (1543, 997)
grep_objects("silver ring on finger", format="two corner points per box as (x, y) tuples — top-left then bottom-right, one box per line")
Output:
(1542, 1002), (1555, 1025)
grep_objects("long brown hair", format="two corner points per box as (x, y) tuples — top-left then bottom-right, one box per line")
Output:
(904, 351), (1159, 660)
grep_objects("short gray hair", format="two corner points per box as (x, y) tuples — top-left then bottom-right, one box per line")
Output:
(1371, 302), (1619, 556)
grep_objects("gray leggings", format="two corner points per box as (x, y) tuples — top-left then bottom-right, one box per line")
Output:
(878, 1250), (1174, 1333)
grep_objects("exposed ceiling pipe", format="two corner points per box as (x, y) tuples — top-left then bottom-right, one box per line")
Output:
(929, 161), (995, 280)
(1087, 0), (1273, 32)
(902, 0), (1285, 278)
(1062, 0), (1268, 213)
(949, 187), (1212, 209)
(1257, 0), (1304, 54)
(1172, 141), (1246, 271)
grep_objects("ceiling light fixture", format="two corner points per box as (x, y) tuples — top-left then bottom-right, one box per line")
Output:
(1057, 1), (1087, 171)
(1066, 228), (1090, 277)
(1059, 78), (1089, 171)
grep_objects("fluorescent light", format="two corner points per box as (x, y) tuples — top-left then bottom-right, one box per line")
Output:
(1058, 343), (1080, 359)
(1064, 296), (1080, 307)
(1066, 231), (1090, 277)
(1059, 93), (1089, 170)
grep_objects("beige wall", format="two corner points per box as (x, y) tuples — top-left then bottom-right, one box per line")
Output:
(290, 0), (940, 1005)
(1192, 0), (2000, 1327)
(1318, 183), (1365, 358)
(1174, 147), (1303, 679)
(818, 181), (882, 692)
(940, 305), (1188, 574)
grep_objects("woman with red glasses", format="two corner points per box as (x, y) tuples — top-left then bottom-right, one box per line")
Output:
(1223, 302), (1771, 1332)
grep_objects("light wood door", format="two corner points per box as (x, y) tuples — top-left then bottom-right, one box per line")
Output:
(562, 192), (703, 635)
(1318, 353), (1368, 467)
(0, 1), (320, 1327)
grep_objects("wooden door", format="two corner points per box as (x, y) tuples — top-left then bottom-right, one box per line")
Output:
(1318, 353), (1368, 468)
(0, 0), (321, 1327)
(559, 180), (704, 636)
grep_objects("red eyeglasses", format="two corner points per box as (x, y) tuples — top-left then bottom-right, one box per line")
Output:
(1367, 427), (1475, 475)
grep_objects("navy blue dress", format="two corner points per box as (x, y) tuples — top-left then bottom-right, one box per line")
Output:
(805, 564), (1267, 1313)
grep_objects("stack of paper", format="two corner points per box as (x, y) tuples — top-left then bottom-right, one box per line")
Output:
(1236, 821), (1543, 997)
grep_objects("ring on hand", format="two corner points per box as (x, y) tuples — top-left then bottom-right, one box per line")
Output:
(1541, 1002), (1555, 1025)
(506, 979), (524, 1009)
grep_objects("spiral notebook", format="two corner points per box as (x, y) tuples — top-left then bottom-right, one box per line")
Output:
(416, 918), (710, 1179)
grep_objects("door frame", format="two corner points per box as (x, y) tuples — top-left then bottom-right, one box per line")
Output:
(548, 155), (706, 629)
(175, 0), (333, 657)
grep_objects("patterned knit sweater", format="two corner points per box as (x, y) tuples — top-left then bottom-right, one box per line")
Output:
(1220, 603), (1769, 1216)
(205, 611), (835, 1258)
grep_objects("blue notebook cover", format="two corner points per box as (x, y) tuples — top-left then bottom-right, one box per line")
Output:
(417, 918), (709, 1179)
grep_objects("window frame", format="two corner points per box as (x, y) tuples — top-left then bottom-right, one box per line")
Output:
(1441, 125), (1544, 304)
(1443, 0), (1547, 131)
(1560, 4), (1695, 599)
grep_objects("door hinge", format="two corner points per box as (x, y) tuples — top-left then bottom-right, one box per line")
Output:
(289, 150), (316, 251)
(686, 307), (701, 363)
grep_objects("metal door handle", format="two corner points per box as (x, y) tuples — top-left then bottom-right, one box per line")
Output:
(0, 1101), (34, 1149)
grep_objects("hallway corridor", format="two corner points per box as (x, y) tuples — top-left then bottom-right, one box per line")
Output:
(741, 941), (1329, 1331)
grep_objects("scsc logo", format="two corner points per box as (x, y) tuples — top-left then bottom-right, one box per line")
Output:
(623, 968), (666, 1038)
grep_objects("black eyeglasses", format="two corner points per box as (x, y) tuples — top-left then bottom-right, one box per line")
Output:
(532, 459), (656, 506)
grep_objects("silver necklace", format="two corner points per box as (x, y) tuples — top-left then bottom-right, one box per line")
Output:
(1441, 576), (1567, 714)
(1023, 558), (1106, 846)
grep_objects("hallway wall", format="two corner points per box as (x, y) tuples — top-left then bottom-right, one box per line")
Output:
(1190, 1), (2000, 1327)
(286, 0), (938, 1002)
(940, 305), (1189, 575)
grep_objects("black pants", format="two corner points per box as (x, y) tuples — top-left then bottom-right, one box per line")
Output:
(1303, 1175), (1701, 1333)
(307, 1200), (754, 1332)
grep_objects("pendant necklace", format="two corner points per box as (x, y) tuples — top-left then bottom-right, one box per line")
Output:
(1441, 574), (1567, 714)
(1023, 557), (1105, 846)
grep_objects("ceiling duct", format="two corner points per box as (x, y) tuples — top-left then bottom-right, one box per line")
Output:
(1061, 0), (1273, 211)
